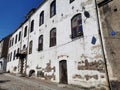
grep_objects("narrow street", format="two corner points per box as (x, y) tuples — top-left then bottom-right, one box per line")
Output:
(0, 73), (87, 90)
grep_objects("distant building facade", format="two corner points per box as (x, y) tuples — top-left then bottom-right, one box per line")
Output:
(0, 35), (11, 72)
(6, 0), (109, 89)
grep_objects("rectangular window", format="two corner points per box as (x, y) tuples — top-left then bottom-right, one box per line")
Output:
(29, 41), (33, 54)
(15, 35), (17, 44)
(12, 38), (14, 46)
(10, 52), (12, 61)
(24, 26), (27, 37)
(13, 50), (16, 60)
(18, 31), (21, 41)
(30, 20), (34, 32)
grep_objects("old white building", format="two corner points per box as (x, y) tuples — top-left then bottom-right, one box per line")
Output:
(7, 0), (109, 89)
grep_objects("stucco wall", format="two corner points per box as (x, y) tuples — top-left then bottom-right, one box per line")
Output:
(7, 0), (109, 89)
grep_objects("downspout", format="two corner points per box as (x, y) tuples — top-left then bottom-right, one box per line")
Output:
(94, 0), (111, 90)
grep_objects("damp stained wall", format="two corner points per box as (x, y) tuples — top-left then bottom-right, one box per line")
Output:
(7, 0), (109, 89)
(99, 0), (120, 85)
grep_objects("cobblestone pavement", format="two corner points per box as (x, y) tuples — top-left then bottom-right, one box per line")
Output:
(0, 73), (87, 90)
(0, 73), (108, 90)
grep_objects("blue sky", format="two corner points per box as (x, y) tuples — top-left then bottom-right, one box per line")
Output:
(0, 0), (43, 40)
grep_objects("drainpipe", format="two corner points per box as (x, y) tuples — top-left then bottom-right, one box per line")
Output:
(94, 0), (111, 90)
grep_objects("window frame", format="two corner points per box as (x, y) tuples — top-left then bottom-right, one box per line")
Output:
(13, 50), (16, 60)
(30, 20), (34, 32)
(50, 0), (56, 18)
(29, 40), (33, 54)
(71, 13), (83, 39)
(50, 28), (56, 47)
(24, 26), (27, 37)
(38, 35), (43, 51)
(18, 31), (21, 41)
(15, 34), (18, 44)
(39, 11), (44, 26)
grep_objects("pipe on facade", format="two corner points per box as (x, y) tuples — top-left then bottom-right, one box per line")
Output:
(94, 0), (111, 90)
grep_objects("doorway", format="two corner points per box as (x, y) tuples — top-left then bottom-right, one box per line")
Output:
(59, 60), (68, 84)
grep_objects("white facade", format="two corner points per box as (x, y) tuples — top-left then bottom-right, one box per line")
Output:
(7, 0), (109, 88)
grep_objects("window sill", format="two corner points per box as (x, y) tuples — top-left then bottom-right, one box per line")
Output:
(70, 35), (84, 41)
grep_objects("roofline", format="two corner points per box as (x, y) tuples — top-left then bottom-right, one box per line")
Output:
(10, 0), (48, 36)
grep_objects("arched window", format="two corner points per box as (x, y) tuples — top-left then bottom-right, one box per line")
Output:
(30, 20), (34, 32)
(71, 14), (83, 38)
(50, 28), (56, 47)
(29, 40), (33, 54)
(24, 26), (27, 37)
(39, 11), (44, 26)
(50, 0), (56, 18)
(38, 35), (43, 51)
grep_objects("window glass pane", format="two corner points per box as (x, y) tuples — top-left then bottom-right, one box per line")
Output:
(71, 14), (83, 38)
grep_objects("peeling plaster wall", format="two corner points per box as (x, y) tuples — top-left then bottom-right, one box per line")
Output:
(25, 0), (108, 88)
(7, 0), (109, 89)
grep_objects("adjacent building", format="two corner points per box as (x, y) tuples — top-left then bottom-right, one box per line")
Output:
(98, 0), (120, 89)
(6, 0), (110, 89)
(0, 35), (11, 72)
